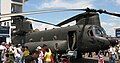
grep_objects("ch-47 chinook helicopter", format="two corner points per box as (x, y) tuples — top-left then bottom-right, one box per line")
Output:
(0, 8), (119, 58)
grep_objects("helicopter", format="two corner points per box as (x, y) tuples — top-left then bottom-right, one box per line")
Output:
(0, 8), (119, 58)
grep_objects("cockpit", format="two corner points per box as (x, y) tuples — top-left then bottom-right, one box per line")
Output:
(94, 26), (106, 37)
(88, 25), (107, 37)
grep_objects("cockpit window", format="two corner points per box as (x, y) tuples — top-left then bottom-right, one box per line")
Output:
(95, 29), (102, 35)
(95, 27), (106, 36)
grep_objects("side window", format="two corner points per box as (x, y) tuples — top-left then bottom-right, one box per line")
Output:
(29, 38), (33, 42)
(7, 22), (9, 26)
(30, 24), (33, 29)
(53, 36), (57, 40)
(40, 37), (44, 42)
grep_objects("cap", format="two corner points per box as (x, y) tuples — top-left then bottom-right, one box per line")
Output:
(18, 44), (21, 46)
(37, 46), (41, 50)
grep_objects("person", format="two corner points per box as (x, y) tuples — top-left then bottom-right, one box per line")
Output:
(98, 51), (104, 63)
(108, 45), (117, 63)
(22, 46), (30, 63)
(117, 45), (120, 59)
(23, 46), (30, 57)
(54, 43), (59, 63)
(42, 44), (47, 54)
(44, 48), (53, 63)
(0, 42), (4, 62)
(21, 46), (25, 63)
(36, 46), (44, 63)
(0, 42), (7, 62)
(25, 50), (39, 63)
(103, 50), (108, 56)
(88, 52), (92, 57)
(14, 44), (22, 63)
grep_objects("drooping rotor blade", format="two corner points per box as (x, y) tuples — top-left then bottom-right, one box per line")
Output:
(56, 12), (98, 26)
(1, 8), (120, 18)
(85, 8), (120, 17)
(56, 14), (82, 26)
(0, 19), (12, 22)
(0, 9), (86, 18)
(97, 9), (120, 17)
(26, 18), (57, 26)
(105, 12), (120, 17)
(0, 17), (57, 26)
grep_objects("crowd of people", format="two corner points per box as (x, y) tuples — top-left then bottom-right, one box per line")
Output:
(1, 41), (120, 63)
(83, 44), (120, 63)
(0, 42), (64, 63)
(107, 44), (120, 63)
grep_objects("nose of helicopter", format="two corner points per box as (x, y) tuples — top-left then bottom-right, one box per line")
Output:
(107, 37), (118, 46)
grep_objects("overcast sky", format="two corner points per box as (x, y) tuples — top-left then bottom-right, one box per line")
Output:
(23, 0), (120, 37)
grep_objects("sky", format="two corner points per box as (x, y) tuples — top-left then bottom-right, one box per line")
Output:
(23, 0), (120, 37)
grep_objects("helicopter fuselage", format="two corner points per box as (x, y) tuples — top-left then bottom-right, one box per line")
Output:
(24, 25), (110, 53)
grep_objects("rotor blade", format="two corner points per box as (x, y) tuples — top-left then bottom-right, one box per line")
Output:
(27, 18), (57, 26)
(56, 12), (97, 26)
(97, 9), (120, 17)
(1, 8), (120, 18)
(105, 12), (120, 17)
(0, 19), (12, 22)
(0, 9), (86, 18)
(87, 9), (120, 17)
(56, 14), (81, 26)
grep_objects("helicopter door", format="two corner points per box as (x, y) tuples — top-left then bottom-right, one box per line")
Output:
(68, 31), (77, 50)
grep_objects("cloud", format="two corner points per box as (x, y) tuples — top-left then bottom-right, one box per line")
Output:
(40, 0), (94, 9)
(30, 21), (57, 31)
(112, 0), (120, 6)
(31, 20), (76, 31)
(101, 22), (114, 36)
(61, 21), (76, 27)
(36, 24), (58, 31)
(116, 0), (120, 5)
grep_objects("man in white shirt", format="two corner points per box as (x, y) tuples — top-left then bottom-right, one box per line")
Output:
(0, 42), (7, 62)
(14, 44), (23, 63)
(108, 45), (116, 63)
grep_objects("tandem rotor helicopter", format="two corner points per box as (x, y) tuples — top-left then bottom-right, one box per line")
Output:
(0, 8), (119, 58)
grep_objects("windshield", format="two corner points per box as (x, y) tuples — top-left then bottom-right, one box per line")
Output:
(94, 26), (106, 36)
